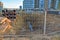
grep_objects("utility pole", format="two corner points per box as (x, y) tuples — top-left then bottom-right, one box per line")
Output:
(44, 11), (47, 35)
(43, 0), (48, 35)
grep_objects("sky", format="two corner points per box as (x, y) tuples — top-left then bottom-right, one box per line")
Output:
(0, 0), (23, 8)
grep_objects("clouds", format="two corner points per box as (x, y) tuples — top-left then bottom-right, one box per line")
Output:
(1, 0), (23, 8)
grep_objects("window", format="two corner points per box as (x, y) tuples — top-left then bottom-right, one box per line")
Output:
(40, 0), (44, 10)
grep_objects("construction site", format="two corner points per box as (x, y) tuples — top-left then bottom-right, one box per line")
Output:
(0, 10), (60, 40)
(0, 0), (60, 40)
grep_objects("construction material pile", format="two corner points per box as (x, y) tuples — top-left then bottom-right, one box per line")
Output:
(0, 17), (12, 34)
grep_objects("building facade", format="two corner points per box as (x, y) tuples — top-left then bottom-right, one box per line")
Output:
(23, 0), (60, 13)
(0, 2), (3, 13)
(48, 0), (59, 10)
(23, 0), (45, 12)
(58, 0), (60, 9)
(23, 0), (34, 12)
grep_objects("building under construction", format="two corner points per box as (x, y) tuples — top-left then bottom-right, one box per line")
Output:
(0, 2), (3, 13)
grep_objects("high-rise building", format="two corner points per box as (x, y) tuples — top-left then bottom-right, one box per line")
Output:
(23, 0), (44, 12)
(34, 0), (39, 8)
(39, 0), (44, 10)
(34, 0), (44, 11)
(23, 0), (59, 13)
(58, 0), (60, 9)
(23, 0), (34, 12)
(0, 2), (3, 13)
(48, 0), (59, 10)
